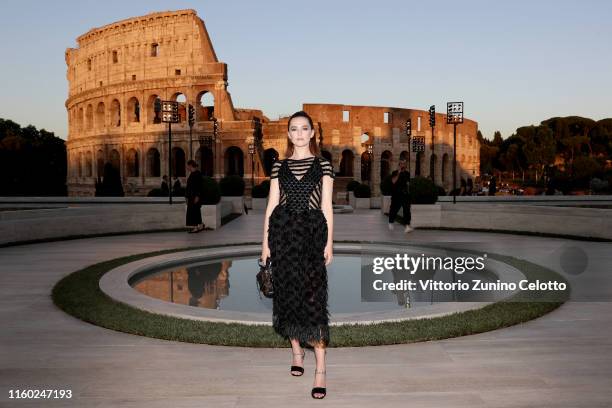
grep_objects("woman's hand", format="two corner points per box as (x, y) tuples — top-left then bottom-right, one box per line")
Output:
(324, 242), (333, 266)
(260, 245), (271, 264)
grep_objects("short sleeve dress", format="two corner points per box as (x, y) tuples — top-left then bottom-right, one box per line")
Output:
(268, 155), (335, 347)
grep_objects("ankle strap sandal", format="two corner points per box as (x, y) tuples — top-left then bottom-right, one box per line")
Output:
(290, 351), (305, 376)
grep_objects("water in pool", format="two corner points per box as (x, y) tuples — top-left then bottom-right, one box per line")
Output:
(131, 255), (497, 313)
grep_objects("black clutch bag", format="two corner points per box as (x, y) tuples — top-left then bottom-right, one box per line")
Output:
(256, 257), (274, 299)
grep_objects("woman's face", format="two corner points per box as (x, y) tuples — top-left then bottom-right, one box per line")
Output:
(287, 117), (314, 148)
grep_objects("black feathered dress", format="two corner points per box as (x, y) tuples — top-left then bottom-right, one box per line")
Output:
(267, 155), (335, 347)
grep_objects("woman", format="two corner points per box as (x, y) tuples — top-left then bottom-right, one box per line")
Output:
(260, 110), (334, 399)
(185, 160), (204, 233)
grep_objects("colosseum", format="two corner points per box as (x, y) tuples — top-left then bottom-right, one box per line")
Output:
(65, 9), (479, 198)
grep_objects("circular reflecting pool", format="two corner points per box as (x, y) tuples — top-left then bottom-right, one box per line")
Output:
(130, 253), (503, 314)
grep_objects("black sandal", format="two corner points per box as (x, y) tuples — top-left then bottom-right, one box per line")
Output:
(311, 369), (326, 399)
(290, 351), (305, 376)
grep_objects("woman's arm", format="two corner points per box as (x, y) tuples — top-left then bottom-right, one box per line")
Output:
(262, 177), (280, 252)
(321, 175), (334, 264)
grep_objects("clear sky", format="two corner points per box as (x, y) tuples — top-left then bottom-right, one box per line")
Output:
(1, 0), (611, 141)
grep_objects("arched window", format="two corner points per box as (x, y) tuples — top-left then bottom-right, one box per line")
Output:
(95, 102), (105, 129)
(127, 97), (140, 123)
(172, 147), (186, 177)
(110, 100), (121, 127)
(225, 146), (244, 177)
(339, 149), (354, 177)
(85, 151), (93, 177)
(380, 150), (392, 181)
(146, 148), (161, 177)
(197, 90), (215, 121)
(361, 151), (371, 182)
(85, 105), (93, 130)
(126, 148), (139, 177)
(196, 147), (214, 177)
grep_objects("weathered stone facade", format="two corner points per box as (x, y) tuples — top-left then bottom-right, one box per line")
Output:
(65, 9), (479, 197)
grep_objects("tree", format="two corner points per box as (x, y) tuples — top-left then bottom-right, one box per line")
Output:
(519, 125), (555, 182)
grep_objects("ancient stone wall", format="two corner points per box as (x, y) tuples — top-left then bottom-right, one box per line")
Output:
(65, 9), (479, 198)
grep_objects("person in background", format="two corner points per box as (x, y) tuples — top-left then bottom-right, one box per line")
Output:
(161, 175), (169, 195)
(185, 160), (204, 233)
(388, 159), (413, 233)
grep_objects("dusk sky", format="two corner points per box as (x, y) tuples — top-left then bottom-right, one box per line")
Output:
(1, 0), (611, 141)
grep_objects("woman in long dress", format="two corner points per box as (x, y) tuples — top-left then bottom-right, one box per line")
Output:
(260, 110), (334, 399)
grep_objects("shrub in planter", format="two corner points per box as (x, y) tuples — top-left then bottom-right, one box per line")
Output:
(590, 177), (609, 194)
(252, 180), (270, 198)
(354, 183), (371, 198)
(380, 174), (394, 196)
(409, 176), (438, 204)
(202, 176), (221, 205)
(147, 188), (166, 197)
(219, 175), (245, 196)
(346, 180), (360, 192)
(436, 185), (446, 197)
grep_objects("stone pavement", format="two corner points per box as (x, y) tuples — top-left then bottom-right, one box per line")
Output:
(1, 209), (611, 407)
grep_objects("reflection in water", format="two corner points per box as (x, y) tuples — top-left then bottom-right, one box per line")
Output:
(133, 261), (231, 309)
(132, 255), (501, 314)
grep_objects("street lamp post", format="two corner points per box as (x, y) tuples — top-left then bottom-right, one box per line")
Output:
(248, 141), (255, 190)
(429, 105), (436, 182)
(447, 102), (464, 204)
(367, 143), (374, 186)
(188, 104), (195, 160)
(161, 99), (180, 205)
(405, 118), (412, 173)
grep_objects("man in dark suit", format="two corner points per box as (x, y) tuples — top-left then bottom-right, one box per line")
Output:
(388, 159), (413, 233)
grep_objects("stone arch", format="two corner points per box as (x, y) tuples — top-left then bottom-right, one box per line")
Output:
(415, 152), (423, 176)
(263, 148), (279, 177)
(77, 107), (84, 131)
(77, 152), (83, 177)
(95, 102), (105, 129)
(196, 146), (214, 177)
(146, 148), (161, 177)
(85, 151), (93, 177)
(430, 154), (437, 182)
(97, 149), (105, 177)
(172, 93), (187, 123)
(109, 149), (121, 173)
(225, 146), (244, 177)
(127, 97), (140, 123)
(361, 151), (371, 182)
(442, 153), (450, 187)
(380, 150), (392, 181)
(85, 104), (94, 130)
(125, 148), (139, 177)
(110, 99), (121, 127)
(197, 90), (215, 121)
(339, 149), (354, 177)
(147, 94), (161, 124)
(172, 147), (186, 177)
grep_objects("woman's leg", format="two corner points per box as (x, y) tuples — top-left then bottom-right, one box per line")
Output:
(311, 340), (327, 397)
(290, 338), (304, 375)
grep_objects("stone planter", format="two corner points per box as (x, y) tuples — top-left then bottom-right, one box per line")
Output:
(408, 204), (441, 228)
(203, 201), (233, 230)
(354, 197), (371, 209)
(221, 196), (245, 214)
(370, 196), (382, 209)
(348, 191), (356, 208)
(252, 197), (268, 210)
